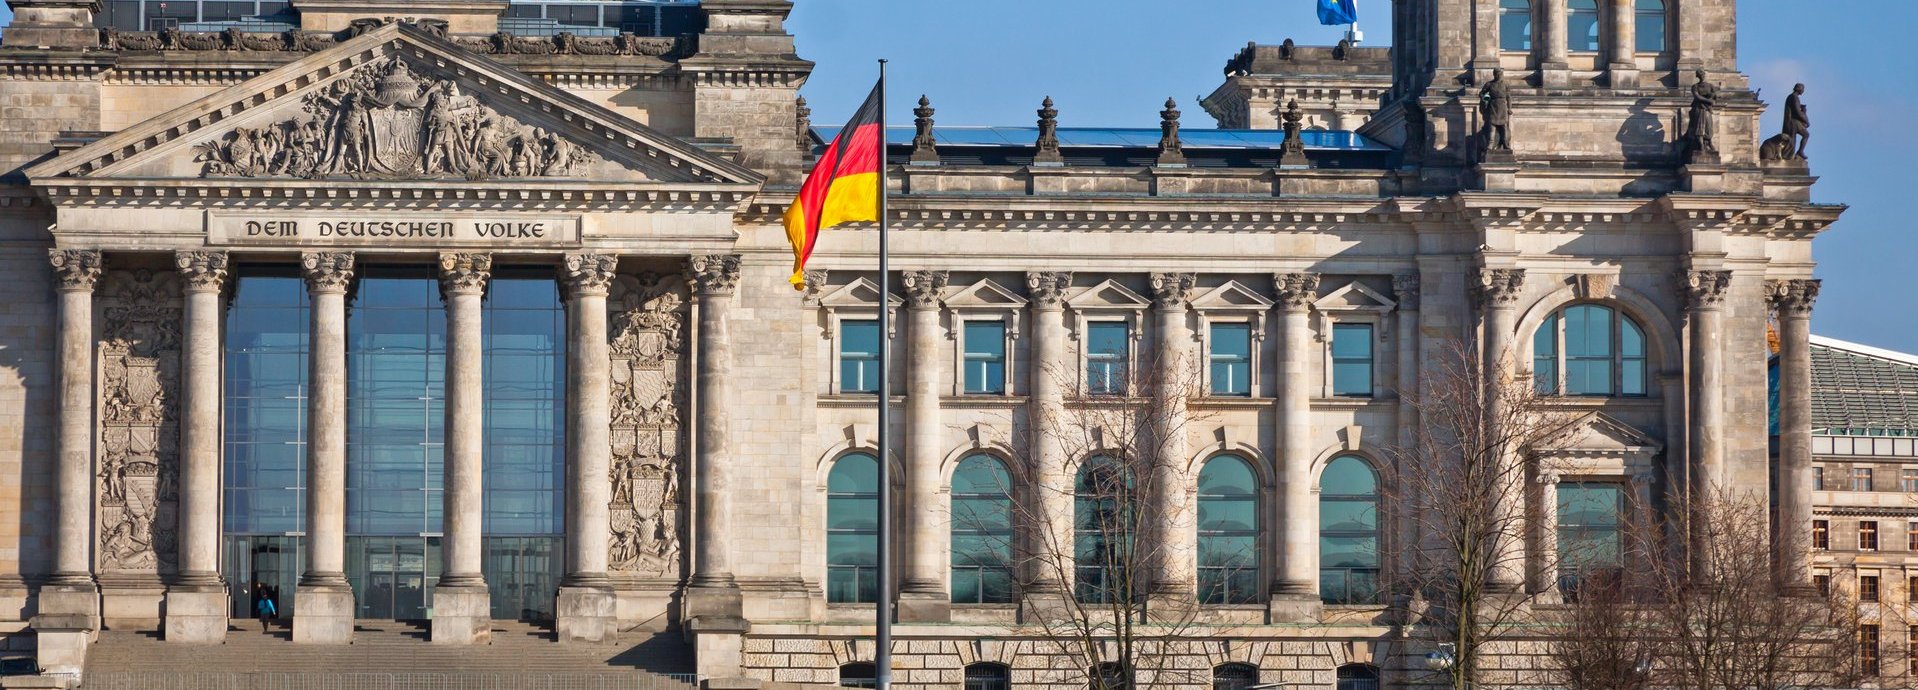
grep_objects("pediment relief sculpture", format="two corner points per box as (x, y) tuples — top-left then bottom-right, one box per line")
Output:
(193, 57), (599, 181)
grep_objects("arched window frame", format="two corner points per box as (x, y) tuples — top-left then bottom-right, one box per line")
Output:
(1634, 0), (1669, 53)
(1213, 662), (1262, 690)
(1319, 454), (1382, 605)
(950, 453), (1016, 605)
(1074, 455), (1138, 604)
(1197, 454), (1262, 605)
(1531, 302), (1649, 398)
(964, 662), (1012, 690)
(825, 452), (881, 604)
(1498, 0), (1534, 52)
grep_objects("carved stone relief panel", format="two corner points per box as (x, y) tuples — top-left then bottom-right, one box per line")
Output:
(193, 56), (600, 181)
(96, 269), (184, 576)
(606, 272), (688, 579)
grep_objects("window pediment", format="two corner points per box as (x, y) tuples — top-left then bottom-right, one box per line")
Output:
(1065, 279), (1151, 311)
(1189, 280), (1275, 312)
(942, 279), (1028, 309)
(1313, 281), (1397, 313)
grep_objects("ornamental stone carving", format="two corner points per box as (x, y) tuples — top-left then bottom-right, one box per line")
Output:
(96, 269), (183, 575)
(1026, 271), (1073, 310)
(438, 253), (493, 296)
(301, 252), (355, 293)
(1474, 268), (1525, 308)
(801, 269), (830, 305)
(606, 273), (688, 578)
(193, 57), (598, 180)
(49, 249), (103, 291)
(1683, 270), (1733, 310)
(1767, 279), (1820, 318)
(687, 255), (742, 296)
(174, 251), (229, 292)
(1273, 272), (1320, 310)
(900, 271), (949, 310)
(1392, 273), (1421, 311)
(1149, 272), (1197, 310)
(562, 254), (619, 297)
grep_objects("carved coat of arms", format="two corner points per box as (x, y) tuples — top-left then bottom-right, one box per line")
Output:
(607, 274), (688, 578)
(96, 270), (183, 575)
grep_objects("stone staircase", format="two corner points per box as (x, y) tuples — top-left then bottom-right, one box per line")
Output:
(76, 619), (698, 689)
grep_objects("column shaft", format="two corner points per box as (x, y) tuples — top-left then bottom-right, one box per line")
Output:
(1148, 273), (1195, 598)
(48, 250), (101, 587)
(1391, 275), (1421, 588)
(176, 252), (227, 585)
(1543, 0), (1570, 65)
(1478, 268), (1527, 593)
(564, 255), (616, 585)
(1024, 272), (1071, 594)
(1684, 269), (1731, 577)
(439, 254), (490, 587)
(1771, 279), (1819, 587)
(689, 255), (742, 588)
(301, 253), (352, 587)
(1529, 476), (1561, 595)
(1273, 273), (1319, 599)
(901, 271), (948, 601)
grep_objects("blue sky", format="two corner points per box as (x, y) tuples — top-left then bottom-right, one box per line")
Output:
(2, 2), (1911, 351)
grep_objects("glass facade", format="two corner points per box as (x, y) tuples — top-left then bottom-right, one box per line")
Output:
(224, 272), (310, 617)
(1320, 456), (1380, 605)
(481, 273), (567, 620)
(94, 0), (701, 36)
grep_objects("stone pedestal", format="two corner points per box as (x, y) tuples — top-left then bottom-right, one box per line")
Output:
(0, 0), (101, 50)
(555, 586), (616, 643)
(1477, 161), (1519, 191)
(291, 586), (354, 644)
(683, 582), (746, 630)
(33, 587), (98, 637)
(689, 616), (749, 684)
(31, 628), (90, 682)
(162, 588), (228, 643)
(1266, 592), (1322, 623)
(895, 593), (951, 624)
(1682, 163), (1727, 193)
(430, 585), (491, 645)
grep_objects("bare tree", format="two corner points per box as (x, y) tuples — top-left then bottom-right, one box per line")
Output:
(1387, 339), (1583, 690)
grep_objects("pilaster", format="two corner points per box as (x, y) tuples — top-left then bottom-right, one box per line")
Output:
(898, 269), (951, 622)
(1270, 272), (1321, 621)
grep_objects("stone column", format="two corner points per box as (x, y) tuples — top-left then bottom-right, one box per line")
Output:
(1541, 0), (1571, 86)
(1683, 269), (1730, 577)
(684, 256), (748, 673)
(296, 252), (354, 644)
(1391, 274), (1422, 592)
(167, 251), (229, 643)
(1528, 472), (1562, 598)
(557, 253), (617, 643)
(37, 250), (102, 676)
(1023, 272), (1073, 610)
(1476, 268), (1527, 593)
(898, 270), (950, 622)
(1271, 272), (1321, 620)
(433, 253), (492, 645)
(1148, 273), (1196, 606)
(1607, 0), (1639, 87)
(1769, 279), (1819, 590)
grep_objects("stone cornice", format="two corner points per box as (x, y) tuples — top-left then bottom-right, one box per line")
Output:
(36, 179), (757, 213)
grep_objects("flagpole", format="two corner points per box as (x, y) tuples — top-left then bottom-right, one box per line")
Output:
(874, 57), (894, 690)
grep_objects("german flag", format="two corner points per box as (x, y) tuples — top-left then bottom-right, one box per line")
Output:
(784, 83), (884, 290)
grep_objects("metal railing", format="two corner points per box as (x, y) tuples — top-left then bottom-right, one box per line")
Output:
(81, 672), (700, 690)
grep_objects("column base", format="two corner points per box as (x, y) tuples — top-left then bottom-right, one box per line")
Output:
(163, 587), (228, 643)
(682, 581), (746, 631)
(292, 585), (354, 644)
(555, 586), (616, 643)
(430, 585), (491, 645)
(1266, 591), (1322, 623)
(32, 585), (98, 679)
(895, 591), (950, 623)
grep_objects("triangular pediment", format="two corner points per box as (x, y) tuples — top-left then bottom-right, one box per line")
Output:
(820, 277), (903, 309)
(27, 22), (761, 190)
(1190, 280), (1275, 311)
(1067, 279), (1151, 310)
(943, 279), (1027, 308)
(1314, 281), (1396, 311)
(1555, 412), (1662, 456)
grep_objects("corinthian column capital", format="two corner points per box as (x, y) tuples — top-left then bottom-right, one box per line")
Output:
(1683, 269), (1734, 311)
(1766, 278), (1820, 319)
(900, 270), (949, 310)
(175, 251), (229, 292)
(561, 253), (618, 297)
(1025, 271), (1072, 310)
(301, 252), (355, 294)
(1392, 273), (1421, 310)
(687, 254), (742, 296)
(48, 249), (103, 291)
(1273, 272), (1320, 311)
(1474, 268), (1525, 309)
(437, 252), (493, 297)
(1149, 272), (1197, 310)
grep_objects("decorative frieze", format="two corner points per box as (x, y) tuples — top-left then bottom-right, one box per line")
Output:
(96, 269), (184, 575)
(1474, 268), (1525, 308)
(687, 255), (742, 296)
(1025, 271), (1072, 310)
(900, 270), (949, 310)
(1683, 270), (1734, 310)
(1767, 278), (1820, 318)
(49, 249), (103, 291)
(606, 273), (689, 578)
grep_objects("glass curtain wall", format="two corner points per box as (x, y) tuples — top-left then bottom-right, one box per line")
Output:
(223, 271), (310, 618)
(480, 272), (567, 621)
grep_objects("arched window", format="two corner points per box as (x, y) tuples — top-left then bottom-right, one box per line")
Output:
(1213, 663), (1260, 690)
(1090, 662), (1133, 690)
(1635, 0), (1668, 52)
(1198, 455), (1260, 605)
(1498, 0), (1532, 51)
(838, 662), (877, 688)
(1337, 664), (1381, 690)
(1075, 456), (1134, 604)
(1320, 456), (1380, 605)
(1568, 0), (1602, 51)
(952, 454), (1015, 604)
(1532, 304), (1648, 397)
(965, 663), (1012, 690)
(826, 453), (879, 603)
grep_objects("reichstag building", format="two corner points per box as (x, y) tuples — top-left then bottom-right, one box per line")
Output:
(0, 0), (1839, 688)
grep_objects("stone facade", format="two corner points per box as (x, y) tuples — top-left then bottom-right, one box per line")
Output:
(0, 0), (1842, 687)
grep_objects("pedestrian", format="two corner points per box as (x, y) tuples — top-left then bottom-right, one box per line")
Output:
(255, 584), (277, 633)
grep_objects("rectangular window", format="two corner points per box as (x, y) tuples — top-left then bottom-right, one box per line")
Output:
(1862, 521), (1880, 551)
(1862, 625), (1881, 676)
(1903, 469), (1918, 492)
(962, 321), (1008, 395)
(1331, 323), (1374, 397)
(1863, 574), (1881, 603)
(839, 320), (881, 394)
(1557, 483), (1623, 589)
(1909, 522), (1918, 551)
(1635, 0), (1668, 52)
(1086, 322), (1128, 396)
(1498, 0), (1533, 52)
(1813, 519), (1829, 550)
(1209, 323), (1252, 397)
(1856, 468), (1876, 492)
(1814, 467), (1825, 491)
(1814, 573), (1831, 598)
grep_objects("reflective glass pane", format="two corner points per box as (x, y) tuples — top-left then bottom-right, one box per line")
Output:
(1534, 313), (1559, 394)
(1568, 0), (1601, 51)
(1565, 306), (1612, 357)
(1320, 457), (1377, 495)
(225, 272), (309, 536)
(1088, 322), (1128, 357)
(1321, 500), (1378, 532)
(1499, 0), (1533, 51)
(1320, 536), (1378, 568)
(1636, 0), (1667, 52)
(963, 321), (1007, 394)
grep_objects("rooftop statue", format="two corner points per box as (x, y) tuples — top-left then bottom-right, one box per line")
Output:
(1477, 68), (1512, 157)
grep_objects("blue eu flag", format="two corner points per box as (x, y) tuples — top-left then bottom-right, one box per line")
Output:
(1318, 0), (1358, 25)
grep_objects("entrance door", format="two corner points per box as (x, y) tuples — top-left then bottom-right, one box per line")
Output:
(347, 536), (439, 620)
(485, 537), (563, 622)
(226, 535), (301, 618)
